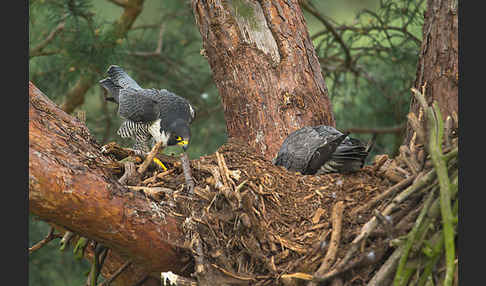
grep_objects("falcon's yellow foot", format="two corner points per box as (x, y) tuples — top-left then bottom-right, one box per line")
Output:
(153, 157), (168, 171)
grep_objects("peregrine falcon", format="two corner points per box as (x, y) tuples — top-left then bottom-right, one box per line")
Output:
(99, 65), (195, 159)
(273, 125), (372, 175)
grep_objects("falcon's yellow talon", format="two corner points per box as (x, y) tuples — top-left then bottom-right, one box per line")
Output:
(153, 157), (168, 171)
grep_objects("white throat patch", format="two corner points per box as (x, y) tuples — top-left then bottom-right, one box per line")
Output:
(189, 104), (195, 119)
(148, 119), (169, 145)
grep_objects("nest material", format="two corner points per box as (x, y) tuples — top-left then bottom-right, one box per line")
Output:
(105, 89), (458, 285)
(106, 138), (424, 285)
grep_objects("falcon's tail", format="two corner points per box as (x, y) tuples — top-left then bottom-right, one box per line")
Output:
(105, 65), (142, 90)
(318, 135), (371, 174)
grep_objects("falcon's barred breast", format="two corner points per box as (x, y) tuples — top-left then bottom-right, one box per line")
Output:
(99, 65), (195, 152)
(273, 125), (372, 175)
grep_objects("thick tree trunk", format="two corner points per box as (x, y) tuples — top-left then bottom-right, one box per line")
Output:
(405, 0), (458, 144)
(29, 82), (187, 280)
(191, 0), (335, 160)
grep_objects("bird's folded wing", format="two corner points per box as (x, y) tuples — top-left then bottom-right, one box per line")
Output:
(156, 93), (195, 127)
(118, 88), (160, 123)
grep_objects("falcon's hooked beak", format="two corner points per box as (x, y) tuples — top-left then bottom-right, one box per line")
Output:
(176, 137), (189, 151)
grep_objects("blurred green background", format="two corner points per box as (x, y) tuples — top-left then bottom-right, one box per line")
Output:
(29, 0), (424, 284)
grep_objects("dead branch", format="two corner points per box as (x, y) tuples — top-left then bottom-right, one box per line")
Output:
(366, 246), (403, 286)
(29, 227), (61, 254)
(308, 201), (344, 286)
(97, 260), (132, 286)
(350, 176), (415, 216)
(137, 141), (164, 174)
(181, 152), (195, 193)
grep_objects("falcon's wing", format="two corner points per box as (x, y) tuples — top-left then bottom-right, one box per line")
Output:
(106, 65), (142, 90)
(117, 88), (160, 123)
(273, 127), (324, 173)
(332, 137), (369, 161)
(155, 89), (195, 129)
(305, 133), (348, 174)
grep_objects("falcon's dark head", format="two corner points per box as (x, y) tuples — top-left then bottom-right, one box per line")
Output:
(166, 118), (191, 151)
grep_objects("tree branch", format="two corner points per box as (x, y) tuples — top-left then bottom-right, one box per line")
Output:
(61, 0), (145, 114)
(29, 227), (61, 254)
(106, 0), (128, 8)
(301, 1), (352, 69)
(128, 23), (164, 57)
(29, 21), (65, 59)
(97, 260), (132, 286)
(344, 123), (405, 135)
(307, 201), (344, 286)
(29, 82), (185, 274)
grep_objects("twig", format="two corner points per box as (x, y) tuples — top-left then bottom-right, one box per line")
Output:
(87, 244), (108, 286)
(214, 152), (238, 208)
(59, 230), (74, 251)
(181, 152), (195, 194)
(428, 102), (455, 286)
(29, 20), (66, 58)
(29, 227), (60, 254)
(411, 87), (456, 286)
(367, 246), (403, 286)
(350, 176), (415, 216)
(98, 260), (132, 286)
(354, 168), (436, 243)
(399, 145), (420, 175)
(129, 23), (165, 57)
(106, 0), (127, 8)
(137, 141), (163, 174)
(393, 189), (436, 286)
(407, 112), (426, 146)
(417, 231), (444, 286)
(307, 201), (344, 286)
(301, 1), (352, 69)
(161, 271), (197, 286)
(118, 161), (140, 186)
(333, 167), (437, 275)
(344, 124), (405, 134)
(373, 209), (394, 239)
(192, 235), (208, 285)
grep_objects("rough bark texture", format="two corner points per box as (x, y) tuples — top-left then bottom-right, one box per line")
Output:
(405, 0), (458, 144)
(29, 82), (187, 277)
(191, 0), (335, 160)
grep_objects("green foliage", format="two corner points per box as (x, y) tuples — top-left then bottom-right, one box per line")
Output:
(307, 0), (425, 158)
(29, 216), (90, 286)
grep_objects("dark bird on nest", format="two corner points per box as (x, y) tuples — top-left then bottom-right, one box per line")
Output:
(99, 65), (195, 169)
(273, 125), (374, 175)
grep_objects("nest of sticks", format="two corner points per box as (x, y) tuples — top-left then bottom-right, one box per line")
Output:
(103, 88), (458, 286)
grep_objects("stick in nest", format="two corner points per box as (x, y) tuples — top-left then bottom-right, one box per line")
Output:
(180, 152), (195, 193)
(350, 176), (415, 217)
(137, 141), (164, 174)
(307, 201), (344, 286)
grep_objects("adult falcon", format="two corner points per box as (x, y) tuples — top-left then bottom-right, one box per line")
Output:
(273, 125), (373, 175)
(99, 65), (195, 166)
